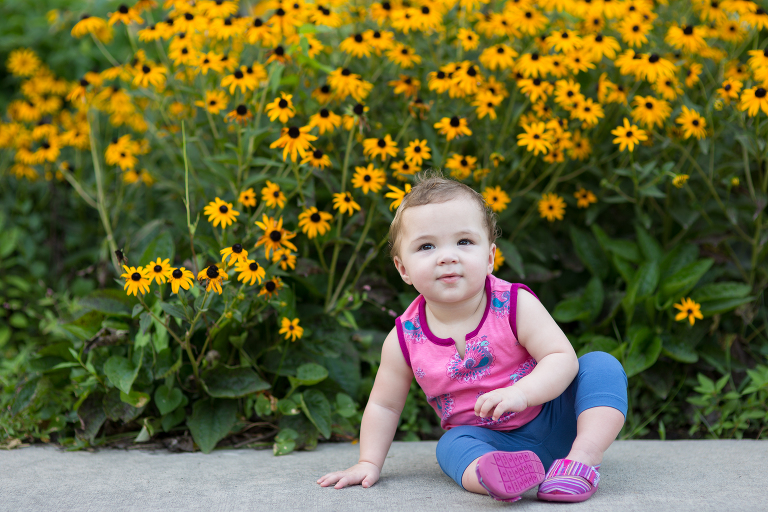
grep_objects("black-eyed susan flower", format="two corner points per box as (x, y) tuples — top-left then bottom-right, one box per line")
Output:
(638, 53), (676, 83)
(385, 183), (411, 211)
(197, 265), (228, 294)
(221, 67), (257, 94)
(332, 192), (361, 216)
(428, 69), (453, 94)
(352, 164), (386, 194)
(390, 160), (420, 179)
(388, 75), (421, 98)
(672, 174), (690, 188)
(226, 104), (253, 125)
(717, 78), (742, 103)
(674, 297), (703, 325)
(261, 181), (286, 209)
(301, 149), (332, 169)
(71, 15), (108, 39)
(618, 17), (652, 48)
(238, 187), (257, 207)
(340, 33), (373, 58)
(445, 154), (477, 180)
(514, 52), (552, 78)
(221, 243), (249, 265)
(308, 108), (341, 134)
(517, 78), (553, 103)
(583, 33), (621, 61)
(108, 4), (143, 26)
(517, 122), (552, 156)
(538, 193), (566, 222)
(653, 76), (683, 101)
(675, 106), (707, 140)
(121, 265), (151, 296)
(403, 139), (431, 166)
(254, 215), (298, 258)
(298, 207), (333, 239)
(6, 48), (41, 77)
(279, 317), (303, 341)
(482, 186), (511, 213)
(269, 126), (317, 162)
(457, 28), (480, 50)
(312, 83), (333, 104)
(203, 197), (240, 228)
(195, 90), (228, 115)
(493, 248), (505, 272)
(235, 259), (266, 286)
(363, 134), (399, 161)
(387, 43), (422, 68)
(570, 98), (604, 128)
(479, 44), (518, 71)
(273, 248), (297, 271)
(168, 267), (195, 295)
(146, 257), (172, 284)
(631, 95), (671, 129)
(490, 152), (505, 168)
(739, 86), (768, 117)
(665, 24), (707, 54)
(574, 188), (597, 208)
(434, 116), (472, 141)
(132, 63), (166, 89)
(611, 117), (647, 152)
(265, 92), (296, 123)
(259, 277), (283, 299)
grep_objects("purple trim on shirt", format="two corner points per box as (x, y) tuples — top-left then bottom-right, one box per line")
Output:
(395, 316), (411, 367)
(509, 283), (539, 342)
(418, 275), (492, 347)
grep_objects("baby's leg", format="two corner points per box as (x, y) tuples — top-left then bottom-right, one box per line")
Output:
(565, 406), (625, 467)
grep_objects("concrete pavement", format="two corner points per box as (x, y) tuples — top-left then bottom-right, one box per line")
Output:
(1, 440), (765, 511)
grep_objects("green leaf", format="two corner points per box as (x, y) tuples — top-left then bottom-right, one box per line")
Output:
(660, 244), (698, 280)
(159, 302), (187, 320)
(137, 231), (175, 269)
(335, 393), (357, 418)
(662, 336), (699, 363)
(635, 224), (663, 262)
(120, 390), (150, 408)
(634, 260), (660, 299)
(79, 289), (134, 317)
(162, 406), (187, 432)
(273, 428), (298, 455)
(624, 326), (662, 377)
(288, 363), (328, 387)
(299, 390), (332, 439)
(201, 365), (270, 398)
(154, 385), (184, 415)
(187, 398), (238, 453)
(699, 296), (757, 316)
(0, 227), (19, 258)
(691, 282), (752, 302)
(278, 397), (301, 415)
(570, 226), (609, 279)
(576, 336), (619, 358)
(103, 355), (140, 394)
(11, 377), (40, 416)
(612, 254), (635, 283)
(495, 239), (525, 278)
(552, 297), (591, 322)
(591, 225), (641, 263)
(0, 326), (10, 348)
(660, 259), (714, 299)
(582, 276), (604, 323)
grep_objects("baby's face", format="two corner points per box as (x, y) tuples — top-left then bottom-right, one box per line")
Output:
(393, 197), (495, 305)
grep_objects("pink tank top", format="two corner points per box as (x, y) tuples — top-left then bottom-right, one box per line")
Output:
(396, 274), (543, 431)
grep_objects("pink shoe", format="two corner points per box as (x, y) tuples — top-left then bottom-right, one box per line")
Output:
(536, 459), (601, 502)
(475, 450), (545, 502)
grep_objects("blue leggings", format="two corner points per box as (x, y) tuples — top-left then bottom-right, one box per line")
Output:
(435, 351), (628, 489)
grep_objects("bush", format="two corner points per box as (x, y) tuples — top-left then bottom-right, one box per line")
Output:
(1, 0), (767, 452)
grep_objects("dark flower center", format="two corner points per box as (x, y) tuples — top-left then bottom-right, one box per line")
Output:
(321, 84), (330, 93)
(344, 195), (351, 202)
(80, 78), (89, 86)
(266, 281), (276, 292)
(401, 48), (409, 55)
(233, 244), (243, 253)
(172, 269), (183, 279)
(254, 18), (263, 27)
(142, 65), (150, 73)
(185, 13), (193, 20)
(273, 190), (280, 197)
(595, 34), (603, 42)
(237, 105), (247, 115)
(181, 48), (188, 54)
(341, 68), (351, 76)
(131, 272), (141, 281)
(413, 146), (421, 152)
(310, 213), (321, 222)
(234, 70), (244, 79)
(353, 103), (364, 115)
(373, 31), (381, 38)
(467, 66), (477, 76)
(364, 174), (371, 181)
(683, 25), (693, 35)
(533, 134), (540, 139)
(649, 53), (659, 63)
(460, 158), (468, 166)
(692, 119), (699, 126)
(219, 204), (229, 213)
(450, 116), (460, 127)
(224, 18), (232, 25)
(626, 130), (633, 137)
(320, 108), (329, 117)
(270, 230), (282, 242)
(525, 11), (532, 18)
(288, 126), (300, 138)
(756, 88), (767, 98)
(354, 34), (363, 42)
(422, 6), (429, 14)
(275, 46), (284, 56)
(207, 266), (219, 279)
(437, 71), (446, 79)
(377, 139), (386, 148)
(632, 25), (639, 32)
(154, 265), (162, 272)
(645, 101), (653, 109)
(249, 262), (260, 271)
(313, 149), (323, 158)
(278, 99), (288, 108)
(118, 5), (129, 14)
(687, 308), (693, 315)
(404, 78), (411, 84)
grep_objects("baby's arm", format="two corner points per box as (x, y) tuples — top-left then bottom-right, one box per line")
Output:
(317, 327), (413, 489)
(475, 288), (579, 420)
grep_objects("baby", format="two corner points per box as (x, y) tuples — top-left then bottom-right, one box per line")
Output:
(318, 173), (628, 503)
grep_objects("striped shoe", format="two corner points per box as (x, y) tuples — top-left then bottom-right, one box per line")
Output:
(536, 459), (601, 503)
(475, 451), (545, 503)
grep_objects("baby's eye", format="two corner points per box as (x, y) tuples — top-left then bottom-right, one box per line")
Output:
(418, 243), (434, 251)
(458, 239), (473, 246)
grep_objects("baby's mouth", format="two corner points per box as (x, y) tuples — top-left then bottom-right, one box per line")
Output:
(438, 273), (461, 282)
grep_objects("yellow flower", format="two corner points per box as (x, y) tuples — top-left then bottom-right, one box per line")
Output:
(261, 180), (286, 209)
(517, 122), (552, 156)
(197, 265), (229, 295)
(434, 116), (472, 141)
(220, 243), (249, 265)
(270, 126), (317, 162)
(363, 134), (399, 161)
(672, 174), (690, 188)
(308, 108), (342, 134)
(298, 207), (333, 239)
(403, 139), (431, 166)
(203, 197), (240, 228)
(121, 265), (151, 296)
(332, 192), (361, 216)
(611, 118), (647, 152)
(167, 267), (195, 295)
(574, 188), (597, 208)
(273, 249), (297, 271)
(739, 86), (768, 117)
(385, 183), (411, 211)
(279, 317), (304, 341)
(146, 257), (172, 284)
(445, 154), (477, 180)
(675, 106), (707, 140)
(195, 90), (228, 115)
(538, 193), (566, 222)
(259, 277), (284, 299)
(254, 215), (298, 258)
(235, 259), (266, 286)
(238, 188), (257, 207)
(674, 297), (704, 326)
(6, 48), (41, 77)
(493, 248), (505, 272)
(352, 164), (386, 194)
(265, 92), (296, 123)
(482, 186), (511, 212)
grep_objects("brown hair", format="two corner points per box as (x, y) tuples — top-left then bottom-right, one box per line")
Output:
(388, 170), (499, 260)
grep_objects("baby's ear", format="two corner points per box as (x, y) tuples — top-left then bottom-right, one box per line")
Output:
(393, 256), (412, 285)
(487, 243), (496, 274)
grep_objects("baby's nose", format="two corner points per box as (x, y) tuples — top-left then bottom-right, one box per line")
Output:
(437, 248), (459, 264)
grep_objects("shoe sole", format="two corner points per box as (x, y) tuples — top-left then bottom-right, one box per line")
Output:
(476, 450), (545, 501)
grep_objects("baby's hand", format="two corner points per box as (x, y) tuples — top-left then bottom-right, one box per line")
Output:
(474, 386), (528, 421)
(317, 461), (381, 489)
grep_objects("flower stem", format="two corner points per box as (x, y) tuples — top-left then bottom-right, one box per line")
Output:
(326, 128), (356, 308)
(182, 122), (200, 275)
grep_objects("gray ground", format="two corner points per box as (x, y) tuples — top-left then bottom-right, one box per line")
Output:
(1, 440), (765, 511)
